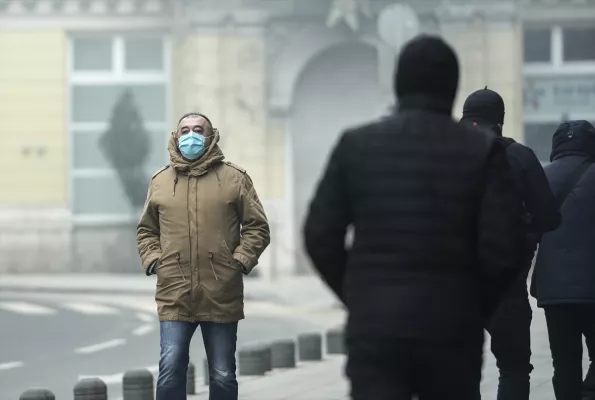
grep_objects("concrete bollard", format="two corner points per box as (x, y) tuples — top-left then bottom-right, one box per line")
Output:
(271, 339), (296, 369)
(326, 327), (346, 355)
(203, 358), (209, 386)
(74, 378), (108, 400)
(123, 369), (154, 400)
(238, 344), (269, 376)
(187, 361), (196, 395)
(298, 333), (323, 361)
(19, 389), (55, 400)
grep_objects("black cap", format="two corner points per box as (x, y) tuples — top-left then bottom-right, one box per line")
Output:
(395, 35), (459, 104)
(462, 88), (505, 126)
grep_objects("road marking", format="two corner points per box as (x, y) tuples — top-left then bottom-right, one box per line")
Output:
(136, 312), (154, 323)
(61, 302), (119, 315)
(0, 361), (24, 371)
(132, 324), (154, 336)
(75, 339), (126, 355)
(0, 301), (56, 315)
(79, 364), (158, 386)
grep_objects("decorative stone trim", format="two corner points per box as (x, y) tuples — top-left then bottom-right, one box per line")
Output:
(0, 0), (168, 16)
(435, 2), (518, 23)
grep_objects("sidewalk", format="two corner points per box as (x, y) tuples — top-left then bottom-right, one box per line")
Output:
(190, 356), (348, 400)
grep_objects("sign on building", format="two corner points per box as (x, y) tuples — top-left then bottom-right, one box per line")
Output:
(524, 76), (595, 117)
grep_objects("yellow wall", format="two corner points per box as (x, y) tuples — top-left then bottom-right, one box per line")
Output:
(0, 30), (67, 205)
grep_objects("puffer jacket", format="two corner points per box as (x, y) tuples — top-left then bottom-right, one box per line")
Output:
(534, 120), (595, 306)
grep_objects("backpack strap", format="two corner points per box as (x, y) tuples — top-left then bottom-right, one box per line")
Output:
(555, 157), (595, 209)
(500, 137), (516, 148)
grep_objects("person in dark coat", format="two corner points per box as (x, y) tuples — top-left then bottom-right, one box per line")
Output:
(460, 88), (560, 400)
(303, 34), (524, 400)
(533, 120), (595, 400)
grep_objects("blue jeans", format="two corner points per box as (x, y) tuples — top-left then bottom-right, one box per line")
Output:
(156, 321), (238, 400)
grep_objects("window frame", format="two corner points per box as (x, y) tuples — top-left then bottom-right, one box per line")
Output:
(523, 26), (553, 65)
(524, 24), (595, 73)
(67, 33), (172, 225)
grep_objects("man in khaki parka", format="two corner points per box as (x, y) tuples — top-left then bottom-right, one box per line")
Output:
(137, 112), (270, 400)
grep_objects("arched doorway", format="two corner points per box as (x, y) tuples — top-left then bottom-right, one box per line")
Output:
(290, 41), (385, 274)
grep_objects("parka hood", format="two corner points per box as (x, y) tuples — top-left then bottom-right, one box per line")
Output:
(550, 120), (595, 162)
(168, 129), (225, 176)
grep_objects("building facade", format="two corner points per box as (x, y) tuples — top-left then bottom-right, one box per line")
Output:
(0, 0), (591, 276)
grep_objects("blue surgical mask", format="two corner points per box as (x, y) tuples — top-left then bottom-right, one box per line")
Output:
(178, 133), (206, 160)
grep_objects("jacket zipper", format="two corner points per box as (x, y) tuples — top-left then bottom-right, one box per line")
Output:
(176, 252), (186, 282)
(208, 252), (219, 281)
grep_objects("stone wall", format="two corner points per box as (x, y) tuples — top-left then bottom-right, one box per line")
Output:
(0, 209), (71, 274)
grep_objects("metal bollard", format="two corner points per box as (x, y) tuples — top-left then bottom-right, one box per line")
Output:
(74, 378), (108, 400)
(271, 339), (296, 368)
(123, 369), (154, 400)
(187, 361), (196, 395)
(238, 344), (269, 376)
(326, 327), (346, 355)
(203, 358), (209, 386)
(298, 333), (323, 361)
(19, 389), (55, 400)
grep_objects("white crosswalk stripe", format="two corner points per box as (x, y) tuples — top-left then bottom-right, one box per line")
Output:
(61, 302), (119, 315)
(0, 361), (24, 371)
(0, 301), (56, 315)
(75, 339), (126, 355)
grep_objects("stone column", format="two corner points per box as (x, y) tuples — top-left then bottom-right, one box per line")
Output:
(437, 2), (524, 143)
(262, 109), (294, 280)
(172, 10), (268, 183)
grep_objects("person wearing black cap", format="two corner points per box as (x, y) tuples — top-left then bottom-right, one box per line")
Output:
(303, 34), (524, 399)
(461, 88), (560, 400)
(533, 120), (595, 400)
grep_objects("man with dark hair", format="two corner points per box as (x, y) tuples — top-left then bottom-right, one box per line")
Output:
(303, 35), (524, 399)
(460, 88), (560, 400)
(137, 113), (270, 400)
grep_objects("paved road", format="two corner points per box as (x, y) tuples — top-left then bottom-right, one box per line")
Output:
(0, 289), (341, 400)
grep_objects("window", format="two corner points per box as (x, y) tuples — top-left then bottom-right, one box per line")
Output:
(524, 28), (551, 63)
(69, 35), (169, 222)
(124, 38), (164, 71)
(72, 85), (166, 123)
(524, 123), (559, 163)
(73, 38), (112, 71)
(563, 27), (595, 62)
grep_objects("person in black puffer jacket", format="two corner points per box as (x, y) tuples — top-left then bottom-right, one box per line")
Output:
(303, 34), (524, 400)
(534, 120), (595, 400)
(461, 88), (560, 400)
